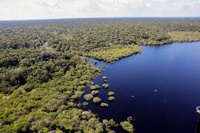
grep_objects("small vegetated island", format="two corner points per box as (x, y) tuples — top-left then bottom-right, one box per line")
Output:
(0, 18), (200, 133)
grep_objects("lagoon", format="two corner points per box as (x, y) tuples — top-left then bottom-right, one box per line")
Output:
(83, 42), (200, 133)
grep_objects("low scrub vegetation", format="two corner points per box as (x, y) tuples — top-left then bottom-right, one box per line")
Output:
(120, 121), (134, 133)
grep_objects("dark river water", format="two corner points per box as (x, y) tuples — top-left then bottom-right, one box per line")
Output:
(82, 42), (200, 133)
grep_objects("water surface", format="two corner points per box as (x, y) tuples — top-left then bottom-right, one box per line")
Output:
(82, 42), (200, 133)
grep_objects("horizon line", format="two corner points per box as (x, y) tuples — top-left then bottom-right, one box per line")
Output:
(0, 16), (200, 21)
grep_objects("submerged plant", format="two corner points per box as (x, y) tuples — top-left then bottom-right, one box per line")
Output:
(154, 90), (158, 93)
(103, 76), (108, 82)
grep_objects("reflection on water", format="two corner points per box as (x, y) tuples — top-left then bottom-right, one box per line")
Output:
(82, 42), (200, 133)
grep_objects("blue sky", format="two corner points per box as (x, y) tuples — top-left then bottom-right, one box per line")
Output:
(0, 0), (199, 20)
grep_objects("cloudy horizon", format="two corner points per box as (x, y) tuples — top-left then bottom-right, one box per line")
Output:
(0, 0), (200, 20)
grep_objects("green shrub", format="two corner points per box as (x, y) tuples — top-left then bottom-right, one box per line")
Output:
(103, 76), (107, 80)
(77, 85), (85, 91)
(108, 96), (115, 101)
(103, 76), (108, 82)
(108, 91), (115, 96)
(100, 103), (108, 108)
(42, 127), (49, 133)
(82, 102), (89, 106)
(71, 94), (79, 100)
(91, 90), (99, 95)
(93, 97), (102, 104)
(75, 90), (84, 97)
(120, 121), (134, 133)
(13, 118), (30, 132)
(102, 84), (109, 89)
(56, 128), (64, 133)
(90, 84), (100, 90)
(83, 94), (93, 101)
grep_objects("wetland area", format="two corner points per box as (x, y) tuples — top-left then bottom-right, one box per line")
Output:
(83, 42), (200, 133)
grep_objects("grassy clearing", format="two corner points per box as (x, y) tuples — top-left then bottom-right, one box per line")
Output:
(168, 31), (200, 42)
(88, 44), (142, 63)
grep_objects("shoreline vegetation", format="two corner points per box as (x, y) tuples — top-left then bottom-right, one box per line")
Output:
(0, 18), (200, 133)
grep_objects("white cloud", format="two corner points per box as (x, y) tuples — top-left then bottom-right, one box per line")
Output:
(172, 0), (200, 10)
(146, 3), (151, 8)
(0, 0), (199, 20)
(154, 0), (167, 2)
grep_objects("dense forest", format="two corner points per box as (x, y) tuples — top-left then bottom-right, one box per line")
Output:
(0, 18), (200, 133)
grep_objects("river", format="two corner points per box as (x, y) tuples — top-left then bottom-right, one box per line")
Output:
(82, 42), (200, 133)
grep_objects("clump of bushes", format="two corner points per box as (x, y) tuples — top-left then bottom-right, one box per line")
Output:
(93, 97), (102, 104)
(120, 121), (134, 133)
(84, 94), (93, 101)
(108, 96), (115, 101)
(103, 76), (107, 80)
(102, 119), (119, 132)
(108, 91), (115, 96)
(79, 80), (87, 85)
(77, 85), (85, 91)
(67, 102), (75, 108)
(100, 103), (109, 108)
(127, 116), (133, 122)
(91, 90), (99, 95)
(103, 76), (108, 82)
(82, 102), (89, 107)
(102, 84), (109, 89)
(75, 90), (84, 97)
(71, 95), (79, 100)
(90, 84), (100, 90)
